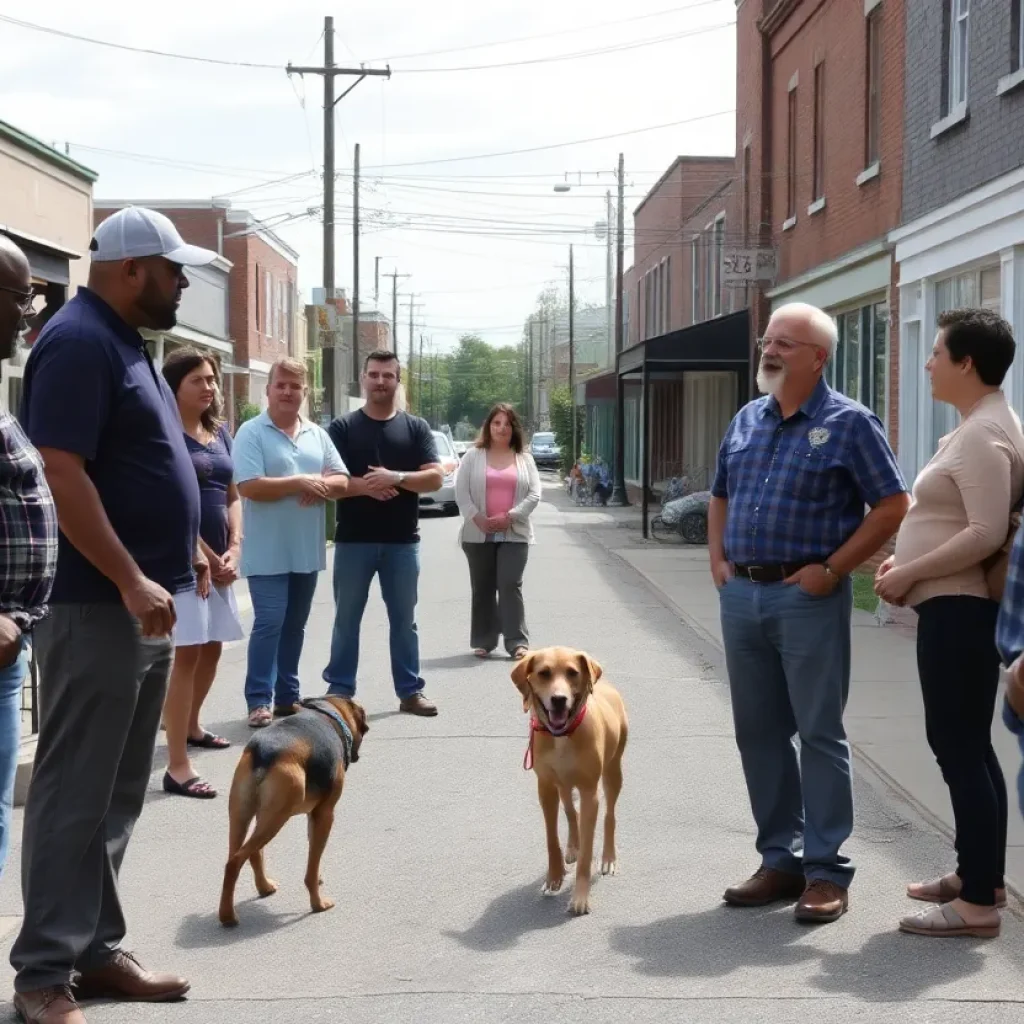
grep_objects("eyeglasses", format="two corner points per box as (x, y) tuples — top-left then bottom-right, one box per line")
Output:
(756, 336), (822, 355)
(0, 286), (35, 314)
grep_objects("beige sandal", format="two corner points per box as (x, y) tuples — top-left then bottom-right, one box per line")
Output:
(248, 706), (272, 728)
(899, 902), (1000, 938)
(907, 873), (1007, 909)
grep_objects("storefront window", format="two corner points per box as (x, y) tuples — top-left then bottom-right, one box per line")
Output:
(827, 301), (888, 424)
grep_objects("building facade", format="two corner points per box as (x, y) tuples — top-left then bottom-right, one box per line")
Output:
(735, 0), (906, 442)
(0, 119), (96, 414)
(94, 201), (300, 426)
(893, 0), (1024, 481)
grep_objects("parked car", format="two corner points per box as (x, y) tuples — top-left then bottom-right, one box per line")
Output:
(420, 430), (460, 515)
(453, 440), (470, 458)
(530, 431), (561, 469)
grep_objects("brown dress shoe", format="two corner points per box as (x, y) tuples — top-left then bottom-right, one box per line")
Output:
(399, 693), (438, 717)
(723, 866), (806, 906)
(13, 985), (86, 1023)
(273, 703), (301, 718)
(72, 951), (189, 1003)
(794, 879), (849, 923)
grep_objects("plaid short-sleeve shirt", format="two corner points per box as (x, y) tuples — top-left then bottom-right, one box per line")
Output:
(711, 378), (907, 565)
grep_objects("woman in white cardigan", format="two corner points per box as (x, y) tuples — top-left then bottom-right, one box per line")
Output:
(455, 403), (542, 659)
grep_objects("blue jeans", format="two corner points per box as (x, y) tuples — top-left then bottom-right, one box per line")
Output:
(323, 542), (424, 700)
(0, 639), (26, 879)
(719, 576), (855, 887)
(244, 573), (319, 712)
(1003, 697), (1024, 823)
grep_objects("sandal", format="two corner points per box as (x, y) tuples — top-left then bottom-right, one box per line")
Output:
(473, 649), (491, 659)
(187, 730), (231, 750)
(512, 647), (529, 660)
(162, 772), (217, 799)
(899, 902), (1000, 938)
(907, 873), (1007, 909)
(248, 706), (272, 728)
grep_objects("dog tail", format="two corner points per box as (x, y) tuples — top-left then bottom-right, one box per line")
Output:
(226, 751), (260, 854)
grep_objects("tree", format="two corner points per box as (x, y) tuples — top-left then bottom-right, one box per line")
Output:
(549, 385), (585, 474)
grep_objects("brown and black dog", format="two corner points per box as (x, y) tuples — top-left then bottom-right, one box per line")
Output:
(218, 696), (368, 927)
(511, 647), (628, 915)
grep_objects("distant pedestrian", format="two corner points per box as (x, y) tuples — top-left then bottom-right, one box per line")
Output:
(11, 206), (214, 1023)
(233, 357), (349, 728)
(455, 403), (541, 659)
(0, 236), (57, 877)
(709, 302), (908, 925)
(322, 350), (443, 717)
(878, 309), (1024, 938)
(160, 349), (243, 799)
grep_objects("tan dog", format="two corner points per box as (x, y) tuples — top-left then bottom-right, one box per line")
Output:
(511, 647), (628, 915)
(218, 696), (368, 927)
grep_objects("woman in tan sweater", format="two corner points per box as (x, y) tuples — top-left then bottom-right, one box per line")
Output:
(876, 308), (1024, 939)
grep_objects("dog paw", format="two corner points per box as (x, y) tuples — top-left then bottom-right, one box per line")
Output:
(310, 896), (335, 914)
(218, 911), (239, 928)
(255, 879), (279, 898)
(564, 844), (579, 865)
(541, 875), (565, 895)
(568, 891), (591, 916)
(601, 856), (617, 876)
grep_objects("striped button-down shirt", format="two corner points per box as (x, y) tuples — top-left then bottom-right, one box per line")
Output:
(711, 378), (906, 565)
(0, 411), (57, 630)
(997, 513), (1024, 753)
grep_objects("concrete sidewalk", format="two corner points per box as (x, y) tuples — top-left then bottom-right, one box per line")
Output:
(554, 489), (1024, 894)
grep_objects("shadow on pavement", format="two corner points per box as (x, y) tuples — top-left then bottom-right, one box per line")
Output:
(443, 880), (582, 951)
(175, 897), (311, 949)
(421, 653), (494, 670)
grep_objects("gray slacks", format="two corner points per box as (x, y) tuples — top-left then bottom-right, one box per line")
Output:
(462, 541), (530, 655)
(10, 604), (172, 992)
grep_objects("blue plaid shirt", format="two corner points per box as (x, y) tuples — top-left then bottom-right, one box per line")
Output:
(997, 526), (1024, 667)
(711, 378), (907, 564)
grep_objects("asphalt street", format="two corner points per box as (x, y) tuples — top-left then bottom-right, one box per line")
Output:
(1, 482), (1024, 1022)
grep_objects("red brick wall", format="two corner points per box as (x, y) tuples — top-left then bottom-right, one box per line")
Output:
(767, 0), (904, 283)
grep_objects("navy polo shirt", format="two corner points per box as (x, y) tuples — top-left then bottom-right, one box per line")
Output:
(20, 288), (201, 604)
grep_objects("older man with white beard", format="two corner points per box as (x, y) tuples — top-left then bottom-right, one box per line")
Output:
(708, 302), (909, 925)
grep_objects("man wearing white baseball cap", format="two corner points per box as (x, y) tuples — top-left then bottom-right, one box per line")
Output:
(10, 208), (217, 1023)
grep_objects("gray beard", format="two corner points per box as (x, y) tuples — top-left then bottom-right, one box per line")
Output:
(756, 364), (786, 397)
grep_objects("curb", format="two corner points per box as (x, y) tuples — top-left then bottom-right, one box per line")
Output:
(585, 526), (1024, 909)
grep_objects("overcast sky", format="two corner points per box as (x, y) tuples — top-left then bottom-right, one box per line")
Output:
(1, 0), (736, 355)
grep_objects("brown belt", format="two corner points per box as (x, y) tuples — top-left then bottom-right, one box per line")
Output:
(733, 562), (814, 583)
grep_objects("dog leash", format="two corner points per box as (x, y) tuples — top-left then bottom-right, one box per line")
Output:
(523, 702), (588, 771)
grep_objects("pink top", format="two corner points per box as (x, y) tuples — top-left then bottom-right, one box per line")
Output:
(485, 463), (518, 519)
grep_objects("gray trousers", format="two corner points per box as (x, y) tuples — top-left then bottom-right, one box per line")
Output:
(11, 604), (172, 992)
(462, 541), (530, 655)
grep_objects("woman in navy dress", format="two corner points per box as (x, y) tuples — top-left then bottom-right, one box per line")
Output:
(161, 349), (243, 798)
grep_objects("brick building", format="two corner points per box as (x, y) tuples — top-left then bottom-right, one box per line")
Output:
(892, 0), (1024, 482)
(94, 200), (300, 426)
(732, 0), (906, 443)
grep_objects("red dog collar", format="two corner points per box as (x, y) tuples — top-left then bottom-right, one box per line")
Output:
(523, 702), (588, 770)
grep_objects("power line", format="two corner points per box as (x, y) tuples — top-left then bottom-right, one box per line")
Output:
(364, 1), (726, 61)
(361, 110), (735, 170)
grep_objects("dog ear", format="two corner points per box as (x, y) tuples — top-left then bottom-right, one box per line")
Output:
(349, 699), (369, 736)
(510, 653), (535, 712)
(576, 651), (603, 694)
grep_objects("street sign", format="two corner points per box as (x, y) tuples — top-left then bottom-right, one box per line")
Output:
(722, 247), (777, 284)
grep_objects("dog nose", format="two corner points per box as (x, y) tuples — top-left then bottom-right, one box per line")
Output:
(550, 694), (569, 712)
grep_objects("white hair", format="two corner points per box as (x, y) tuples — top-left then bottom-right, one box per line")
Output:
(770, 302), (837, 358)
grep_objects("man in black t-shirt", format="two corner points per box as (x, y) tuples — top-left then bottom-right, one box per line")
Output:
(323, 351), (443, 716)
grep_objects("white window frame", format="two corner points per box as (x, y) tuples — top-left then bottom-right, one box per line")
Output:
(1017, 0), (1024, 72)
(710, 214), (725, 317)
(948, 0), (970, 112)
(691, 236), (701, 325)
(865, 6), (882, 168)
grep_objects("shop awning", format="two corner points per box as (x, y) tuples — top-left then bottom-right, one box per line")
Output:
(0, 224), (81, 287)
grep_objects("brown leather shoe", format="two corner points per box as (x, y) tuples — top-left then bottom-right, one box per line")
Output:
(273, 703), (301, 718)
(13, 985), (86, 1023)
(723, 867), (805, 906)
(399, 693), (438, 717)
(72, 951), (189, 1003)
(794, 879), (849, 923)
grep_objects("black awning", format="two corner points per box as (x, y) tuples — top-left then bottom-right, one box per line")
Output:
(0, 226), (80, 287)
(617, 308), (751, 376)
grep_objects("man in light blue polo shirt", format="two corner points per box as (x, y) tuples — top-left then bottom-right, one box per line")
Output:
(233, 357), (348, 727)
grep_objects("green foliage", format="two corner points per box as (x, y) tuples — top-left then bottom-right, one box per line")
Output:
(549, 386), (585, 474)
(237, 402), (261, 425)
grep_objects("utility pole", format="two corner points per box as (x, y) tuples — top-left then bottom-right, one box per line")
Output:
(418, 332), (425, 416)
(528, 320), (535, 432)
(287, 17), (390, 416)
(431, 347), (438, 427)
(400, 297), (424, 411)
(351, 142), (361, 397)
(374, 256), (386, 310)
(605, 189), (614, 367)
(387, 270), (410, 350)
(569, 243), (577, 467)
(609, 151), (630, 506)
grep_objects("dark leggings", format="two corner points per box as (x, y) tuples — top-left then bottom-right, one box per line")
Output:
(915, 596), (1007, 906)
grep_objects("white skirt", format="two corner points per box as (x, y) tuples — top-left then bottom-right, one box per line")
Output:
(172, 583), (244, 647)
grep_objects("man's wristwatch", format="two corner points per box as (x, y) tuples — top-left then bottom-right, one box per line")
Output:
(395, 471), (407, 486)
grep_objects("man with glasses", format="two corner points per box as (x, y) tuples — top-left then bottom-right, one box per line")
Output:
(323, 350), (443, 716)
(709, 302), (908, 925)
(10, 208), (215, 1024)
(0, 236), (58, 886)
